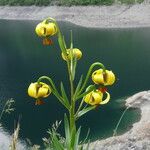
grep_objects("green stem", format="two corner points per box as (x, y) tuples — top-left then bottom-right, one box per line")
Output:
(70, 30), (73, 49)
(37, 76), (69, 110)
(46, 18), (77, 142)
(75, 98), (84, 119)
(78, 62), (106, 95)
(46, 17), (67, 56)
(67, 60), (76, 133)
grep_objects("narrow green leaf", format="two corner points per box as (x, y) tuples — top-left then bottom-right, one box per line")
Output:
(74, 75), (83, 98)
(60, 82), (70, 109)
(58, 32), (67, 56)
(63, 36), (67, 49)
(77, 106), (96, 118)
(52, 90), (68, 109)
(72, 57), (77, 80)
(64, 114), (70, 149)
(82, 129), (90, 145)
(74, 127), (81, 150)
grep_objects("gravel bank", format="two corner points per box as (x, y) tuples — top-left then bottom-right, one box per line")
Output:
(0, 2), (150, 28)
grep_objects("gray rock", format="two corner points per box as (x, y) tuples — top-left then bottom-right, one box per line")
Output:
(90, 91), (150, 150)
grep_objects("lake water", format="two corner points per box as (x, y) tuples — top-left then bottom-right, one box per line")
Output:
(1, 20), (149, 147)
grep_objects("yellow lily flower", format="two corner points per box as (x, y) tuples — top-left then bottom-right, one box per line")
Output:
(35, 20), (57, 37)
(84, 90), (110, 106)
(92, 69), (115, 86)
(28, 82), (51, 99)
(62, 48), (82, 61)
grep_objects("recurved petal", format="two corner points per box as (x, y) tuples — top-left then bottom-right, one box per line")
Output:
(28, 83), (37, 98)
(100, 91), (110, 105)
(92, 69), (105, 84)
(37, 87), (50, 98)
(35, 23), (45, 37)
(91, 91), (103, 105)
(84, 92), (92, 104)
(105, 70), (116, 86)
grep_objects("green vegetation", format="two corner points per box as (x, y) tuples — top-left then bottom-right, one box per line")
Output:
(60, 0), (114, 6)
(119, 0), (144, 4)
(0, 0), (50, 6)
(0, 0), (144, 6)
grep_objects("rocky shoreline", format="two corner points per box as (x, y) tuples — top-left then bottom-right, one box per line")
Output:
(0, 3), (150, 28)
(90, 91), (150, 150)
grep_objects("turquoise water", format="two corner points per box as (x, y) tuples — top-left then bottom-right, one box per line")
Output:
(0, 20), (149, 146)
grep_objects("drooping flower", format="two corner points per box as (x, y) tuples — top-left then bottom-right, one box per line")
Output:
(28, 82), (51, 105)
(92, 69), (115, 86)
(35, 20), (57, 37)
(61, 48), (82, 61)
(84, 90), (110, 106)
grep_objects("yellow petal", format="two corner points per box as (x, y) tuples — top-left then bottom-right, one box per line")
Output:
(84, 92), (92, 104)
(90, 91), (103, 105)
(28, 83), (37, 98)
(37, 87), (49, 98)
(100, 91), (110, 105)
(37, 83), (51, 98)
(44, 23), (57, 36)
(105, 70), (115, 86)
(73, 48), (82, 60)
(35, 23), (45, 37)
(84, 90), (103, 105)
(92, 69), (104, 84)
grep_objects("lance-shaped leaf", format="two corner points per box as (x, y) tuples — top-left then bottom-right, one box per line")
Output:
(73, 127), (81, 150)
(74, 75), (83, 99)
(64, 114), (71, 149)
(72, 57), (77, 81)
(60, 82), (70, 109)
(82, 128), (90, 145)
(77, 106), (96, 119)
